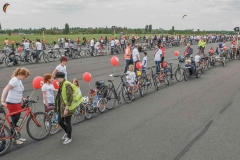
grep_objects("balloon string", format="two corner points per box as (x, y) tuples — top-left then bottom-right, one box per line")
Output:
(88, 82), (91, 89)
(113, 66), (116, 75)
(29, 89), (35, 99)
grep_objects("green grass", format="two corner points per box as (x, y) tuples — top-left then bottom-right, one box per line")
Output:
(0, 34), (126, 44)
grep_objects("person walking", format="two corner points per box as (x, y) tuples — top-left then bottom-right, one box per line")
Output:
(1, 68), (30, 144)
(124, 43), (132, 73)
(52, 56), (68, 80)
(132, 44), (140, 72)
(54, 72), (83, 144)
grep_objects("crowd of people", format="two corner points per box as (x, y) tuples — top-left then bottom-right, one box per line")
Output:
(0, 32), (239, 152)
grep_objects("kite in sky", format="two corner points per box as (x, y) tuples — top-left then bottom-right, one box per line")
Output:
(182, 15), (187, 19)
(3, 3), (10, 13)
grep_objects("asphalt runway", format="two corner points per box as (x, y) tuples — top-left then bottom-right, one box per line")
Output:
(1, 42), (240, 160)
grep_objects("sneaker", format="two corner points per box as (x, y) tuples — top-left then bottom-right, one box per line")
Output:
(63, 138), (72, 144)
(13, 140), (23, 145)
(62, 133), (67, 140)
(19, 138), (27, 142)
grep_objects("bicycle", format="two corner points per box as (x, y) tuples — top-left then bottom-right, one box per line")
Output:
(105, 74), (133, 109)
(30, 50), (49, 63)
(0, 96), (51, 156)
(167, 61), (185, 82)
(145, 66), (161, 90)
(1, 52), (22, 67)
(44, 105), (60, 135)
(48, 48), (62, 62)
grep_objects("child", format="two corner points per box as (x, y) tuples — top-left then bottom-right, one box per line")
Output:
(215, 47), (219, 55)
(142, 52), (147, 74)
(126, 65), (137, 93)
(72, 78), (82, 94)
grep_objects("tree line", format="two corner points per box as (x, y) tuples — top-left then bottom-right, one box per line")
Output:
(1, 23), (236, 36)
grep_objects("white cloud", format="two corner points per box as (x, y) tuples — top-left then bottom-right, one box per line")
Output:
(0, 0), (239, 30)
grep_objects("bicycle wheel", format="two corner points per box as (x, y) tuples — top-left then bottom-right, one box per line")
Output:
(4, 57), (12, 67)
(85, 50), (90, 58)
(85, 104), (92, 120)
(80, 50), (85, 58)
(163, 75), (170, 85)
(155, 76), (161, 90)
(73, 51), (80, 59)
(139, 77), (147, 96)
(0, 125), (12, 156)
(97, 98), (107, 113)
(175, 67), (184, 82)
(0, 107), (6, 121)
(72, 105), (85, 124)
(15, 55), (22, 66)
(47, 111), (60, 135)
(26, 112), (51, 140)
(48, 53), (55, 62)
(43, 54), (49, 63)
(106, 89), (116, 110)
(166, 71), (173, 85)
(196, 69), (202, 78)
(122, 85), (133, 103)
(184, 69), (190, 81)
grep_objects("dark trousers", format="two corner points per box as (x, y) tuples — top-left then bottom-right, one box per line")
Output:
(58, 115), (72, 139)
(124, 59), (130, 73)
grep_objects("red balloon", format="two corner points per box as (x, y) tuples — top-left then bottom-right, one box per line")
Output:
(83, 72), (92, 82)
(223, 46), (227, 50)
(18, 47), (23, 52)
(111, 56), (119, 66)
(174, 51), (179, 56)
(136, 62), (142, 69)
(32, 76), (44, 89)
(52, 80), (59, 89)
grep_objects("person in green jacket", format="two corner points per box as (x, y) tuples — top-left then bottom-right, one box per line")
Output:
(54, 72), (83, 144)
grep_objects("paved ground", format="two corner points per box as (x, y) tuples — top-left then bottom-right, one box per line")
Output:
(1, 42), (240, 160)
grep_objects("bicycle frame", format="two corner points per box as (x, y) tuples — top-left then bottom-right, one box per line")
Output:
(108, 75), (126, 101)
(0, 107), (41, 140)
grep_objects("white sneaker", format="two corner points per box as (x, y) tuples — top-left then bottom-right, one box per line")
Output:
(62, 133), (67, 140)
(63, 138), (72, 144)
(19, 138), (27, 142)
(13, 140), (23, 145)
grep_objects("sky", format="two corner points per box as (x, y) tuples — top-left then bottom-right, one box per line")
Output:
(1, 0), (239, 31)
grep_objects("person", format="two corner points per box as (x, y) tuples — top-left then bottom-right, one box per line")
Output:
(201, 39), (206, 54)
(160, 43), (166, 68)
(4, 38), (9, 47)
(77, 37), (80, 44)
(154, 45), (162, 73)
(126, 65), (137, 93)
(124, 43), (132, 73)
(22, 40), (30, 63)
(142, 52), (147, 74)
(194, 53), (201, 67)
(52, 56), (68, 80)
(35, 39), (42, 62)
(54, 72), (83, 144)
(42, 74), (58, 109)
(1, 68), (30, 144)
(72, 78), (81, 94)
(90, 38), (95, 56)
(131, 36), (136, 47)
(110, 39), (115, 55)
(185, 59), (195, 75)
(184, 43), (193, 58)
(132, 44), (140, 72)
(94, 41), (101, 54)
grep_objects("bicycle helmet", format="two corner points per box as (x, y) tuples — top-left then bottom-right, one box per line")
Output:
(178, 55), (185, 63)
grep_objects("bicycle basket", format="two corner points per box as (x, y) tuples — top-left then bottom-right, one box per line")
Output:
(95, 80), (105, 90)
(137, 71), (142, 77)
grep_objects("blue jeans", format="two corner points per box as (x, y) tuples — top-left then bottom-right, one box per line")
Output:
(24, 50), (29, 62)
(142, 67), (146, 75)
(155, 61), (161, 73)
(124, 59), (130, 73)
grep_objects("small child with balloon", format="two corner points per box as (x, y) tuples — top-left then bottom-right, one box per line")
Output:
(72, 78), (82, 94)
(126, 65), (138, 93)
